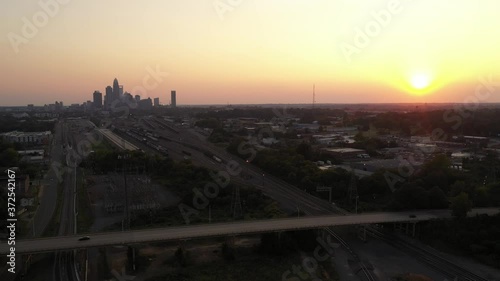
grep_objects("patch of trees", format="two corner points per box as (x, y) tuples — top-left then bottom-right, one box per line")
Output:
(0, 146), (19, 167)
(208, 127), (232, 143)
(195, 118), (221, 129)
(419, 214), (500, 268)
(351, 133), (395, 156)
(390, 184), (448, 210)
(258, 230), (318, 256)
(365, 108), (500, 138)
(250, 147), (351, 192)
(0, 115), (55, 133)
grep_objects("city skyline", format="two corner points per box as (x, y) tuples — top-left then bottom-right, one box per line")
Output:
(2, 0), (500, 106)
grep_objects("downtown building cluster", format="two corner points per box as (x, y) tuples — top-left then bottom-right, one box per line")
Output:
(91, 78), (177, 112)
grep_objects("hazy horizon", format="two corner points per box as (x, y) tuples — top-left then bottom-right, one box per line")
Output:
(2, 0), (500, 106)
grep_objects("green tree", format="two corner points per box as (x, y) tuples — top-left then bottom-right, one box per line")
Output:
(450, 181), (467, 197)
(296, 142), (312, 160)
(450, 192), (472, 219)
(0, 148), (19, 167)
(428, 186), (448, 209)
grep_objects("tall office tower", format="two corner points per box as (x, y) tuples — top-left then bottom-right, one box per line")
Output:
(123, 92), (133, 101)
(93, 91), (102, 108)
(119, 85), (123, 98)
(171, 90), (176, 108)
(154, 97), (159, 107)
(138, 98), (153, 110)
(135, 95), (141, 102)
(105, 86), (113, 109)
(113, 78), (120, 100)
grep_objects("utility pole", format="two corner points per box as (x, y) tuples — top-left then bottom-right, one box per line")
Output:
(118, 154), (130, 230)
(209, 204), (211, 223)
(312, 84), (316, 109)
(348, 171), (358, 204)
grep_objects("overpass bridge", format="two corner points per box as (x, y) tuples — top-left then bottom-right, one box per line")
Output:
(2, 208), (498, 254)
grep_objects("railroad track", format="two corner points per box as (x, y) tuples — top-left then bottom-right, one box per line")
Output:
(152, 125), (489, 281)
(367, 227), (490, 281)
(54, 128), (80, 281)
(303, 209), (378, 281)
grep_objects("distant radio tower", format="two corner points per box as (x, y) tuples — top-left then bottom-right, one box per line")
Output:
(312, 84), (316, 108)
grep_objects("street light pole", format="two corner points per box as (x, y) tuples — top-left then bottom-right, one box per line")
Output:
(119, 154), (130, 230)
(123, 158), (129, 230)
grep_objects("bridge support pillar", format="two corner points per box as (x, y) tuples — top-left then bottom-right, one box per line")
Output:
(321, 229), (327, 241)
(23, 254), (31, 276)
(225, 235), (236, 247)
(412, 222), (416, 237)
(357, 225), (367, 242)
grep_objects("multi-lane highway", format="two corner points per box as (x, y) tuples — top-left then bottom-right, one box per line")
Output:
(2, 208), (498, 255)
(97, 128), (138, 151)
(110, 118), (499, 280)
(32, 121), (65, 237)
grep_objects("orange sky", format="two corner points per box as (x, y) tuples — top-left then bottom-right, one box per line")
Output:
(1, 0), (499, 106)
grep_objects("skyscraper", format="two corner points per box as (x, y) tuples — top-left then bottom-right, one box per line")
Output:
(135, 95), (141, 102)
(105, 86), (113, 109)
(171, 90), (176, 108)
(113, 78), (120, 101)
(119, 85), (123, 98)
(93, 91), (102, 108)
(138, 97), (153, 110)
(154, 97), (159, 107)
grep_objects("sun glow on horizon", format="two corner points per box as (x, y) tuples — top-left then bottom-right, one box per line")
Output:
(410, 74), (432, 90)
(1, 0), (500, 105)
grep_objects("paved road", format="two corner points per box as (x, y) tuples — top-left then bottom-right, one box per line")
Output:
(2, 208), (497, 254)
(32, 121), (64, 237)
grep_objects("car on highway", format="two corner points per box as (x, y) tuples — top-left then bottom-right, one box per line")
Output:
(78, 236), (90, 241)
(409, 214), (416, 218)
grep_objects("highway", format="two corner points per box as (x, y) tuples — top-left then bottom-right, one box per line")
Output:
(2, 208), (497, 255)
(113, 119), (498, 280)
(97, 128), (138, 151)
(33, 121), (65, 237)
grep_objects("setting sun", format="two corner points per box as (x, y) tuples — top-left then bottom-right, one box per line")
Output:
(410, 74), (432, 90)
